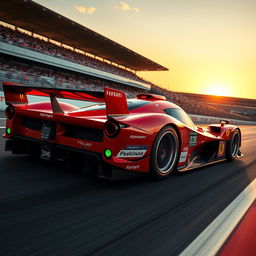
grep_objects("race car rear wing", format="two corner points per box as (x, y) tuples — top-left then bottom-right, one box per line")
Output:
(2, 82), (129, 116)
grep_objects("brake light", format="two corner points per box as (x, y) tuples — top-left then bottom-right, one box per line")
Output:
(5, 105), (15, 119)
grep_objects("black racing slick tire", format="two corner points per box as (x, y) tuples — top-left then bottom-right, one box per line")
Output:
(226, 129), (240, 161)
(150, 126), (180, 179)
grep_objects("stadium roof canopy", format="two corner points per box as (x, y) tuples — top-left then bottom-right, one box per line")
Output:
(0, 0), (168, 72)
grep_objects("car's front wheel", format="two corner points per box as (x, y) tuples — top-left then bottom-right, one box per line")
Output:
(150, 126), (180, 179)
(226, 129), (240, 161)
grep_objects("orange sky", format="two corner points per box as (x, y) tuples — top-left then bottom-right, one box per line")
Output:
(34, 0), (256, 99)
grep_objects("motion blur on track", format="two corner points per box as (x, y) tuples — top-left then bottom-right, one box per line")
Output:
(0, 124), (255, 255)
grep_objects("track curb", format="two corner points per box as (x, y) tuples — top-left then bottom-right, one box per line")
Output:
(180, 178), (256, 256)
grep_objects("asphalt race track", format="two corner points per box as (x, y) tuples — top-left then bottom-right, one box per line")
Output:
(0, 120), (256, 256)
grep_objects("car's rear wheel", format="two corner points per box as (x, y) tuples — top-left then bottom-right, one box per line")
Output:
(226, 129), (240, 161)
(150, 126), (180, 179)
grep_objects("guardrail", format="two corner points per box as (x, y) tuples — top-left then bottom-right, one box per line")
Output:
(189, 114), (256, 125)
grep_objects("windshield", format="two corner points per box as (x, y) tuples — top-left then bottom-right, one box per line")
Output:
(164, 108), (195, 129)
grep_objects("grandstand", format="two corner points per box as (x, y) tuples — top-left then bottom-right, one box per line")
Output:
(151, 85), (256, 121)
(0, 25), (150, 88)
(0, 55), (144, 98)
(176, 92), (256, 121)
(176, 92), (256, 108)
(0, 0), (169, 97)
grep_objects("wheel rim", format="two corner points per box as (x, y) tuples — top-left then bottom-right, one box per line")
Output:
(155, 131), (178, 174)
(231, 133), (239, 157)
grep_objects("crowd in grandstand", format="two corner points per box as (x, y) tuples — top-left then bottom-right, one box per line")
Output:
(150, 84), (254, 120)
(0, 25), (143, 82)
(0, 57), (141, 98)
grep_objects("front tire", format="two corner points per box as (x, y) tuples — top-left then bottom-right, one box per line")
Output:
(150, 126), (180, 179)
(226, 129), (240, 161)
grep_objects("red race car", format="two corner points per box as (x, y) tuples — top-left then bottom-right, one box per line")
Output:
(2, 82), (242, 180)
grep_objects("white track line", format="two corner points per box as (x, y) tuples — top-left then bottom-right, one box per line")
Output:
(0, 126), (5, 129)
(180, 178), (256, 256)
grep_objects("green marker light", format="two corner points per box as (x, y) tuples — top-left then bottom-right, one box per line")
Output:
(104, 149), (112, 158)
(6, 128), (11, 134)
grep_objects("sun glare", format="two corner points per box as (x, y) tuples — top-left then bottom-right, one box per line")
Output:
(205, 84), (231, 97)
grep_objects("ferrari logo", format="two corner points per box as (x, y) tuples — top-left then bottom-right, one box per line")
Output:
(20, 94), (24, 99)
(226, 130), (230, 137)
(218, 141), (226, 157)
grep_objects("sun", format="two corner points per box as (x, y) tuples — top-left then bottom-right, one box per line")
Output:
(205, 84), (231, 97)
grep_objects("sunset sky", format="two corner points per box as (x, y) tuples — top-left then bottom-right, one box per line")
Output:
(34, 0), (256, 99)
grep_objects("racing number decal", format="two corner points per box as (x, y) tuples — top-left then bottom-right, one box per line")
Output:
(218, 141), (226, 157)
(189, 132), (197, 147)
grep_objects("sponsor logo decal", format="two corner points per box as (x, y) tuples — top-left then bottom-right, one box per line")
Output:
(217, 141), (226, 157)
(189, 132), (197, 147)
(129, 135), (147, 139)
(40, 113), (53, 118)
(106, 90), (123, 98)
(77, 141), (92, 148)
(40, 149), (51, 160)
(126, 165), (140, 171)
(179, 151), (188, 163)
(117, 145), (148, 158)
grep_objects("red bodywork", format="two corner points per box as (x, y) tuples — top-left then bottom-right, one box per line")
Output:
(2, 82), (241, 179)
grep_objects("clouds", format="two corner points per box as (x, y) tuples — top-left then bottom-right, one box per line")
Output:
(74, 2), (140, 15)
(74, 5), (96, 15)
(115, 1), (140, 13)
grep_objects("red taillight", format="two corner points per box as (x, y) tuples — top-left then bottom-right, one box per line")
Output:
(104, 120), (120, 138)
(5, 105), (15, 119)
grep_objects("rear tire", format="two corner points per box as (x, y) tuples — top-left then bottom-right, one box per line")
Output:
(150, 126), (180, 180)
(226, 129), (240, 161)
